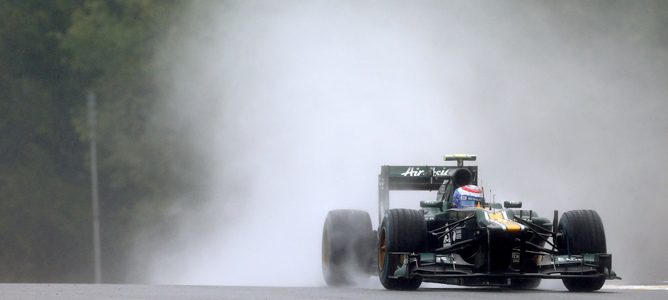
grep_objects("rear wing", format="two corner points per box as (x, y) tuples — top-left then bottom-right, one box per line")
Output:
(378, 165), (478, 223)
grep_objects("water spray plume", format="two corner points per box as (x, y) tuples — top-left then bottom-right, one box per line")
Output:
(140, 1), (668, 286)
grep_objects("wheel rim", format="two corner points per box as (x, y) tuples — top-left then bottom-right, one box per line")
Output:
(378, 228), (386, 272)
(322, 229), (329, 270)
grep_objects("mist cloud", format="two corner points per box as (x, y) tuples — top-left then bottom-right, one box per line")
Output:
(143, 0), (668, 285)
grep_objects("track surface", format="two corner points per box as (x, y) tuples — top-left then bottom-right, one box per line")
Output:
(2, 284), (667, 300)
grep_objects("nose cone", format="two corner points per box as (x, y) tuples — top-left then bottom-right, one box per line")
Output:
(484, 211), (525, 233)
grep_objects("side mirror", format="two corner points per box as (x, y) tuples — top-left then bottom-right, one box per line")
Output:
(420, 201), (442, 208)
(504, 201), (522, 208)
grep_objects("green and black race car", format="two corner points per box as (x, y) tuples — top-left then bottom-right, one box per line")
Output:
(322, 154), (620, 291)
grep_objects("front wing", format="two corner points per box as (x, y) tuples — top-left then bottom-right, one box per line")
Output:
(389, 252), (621, 286)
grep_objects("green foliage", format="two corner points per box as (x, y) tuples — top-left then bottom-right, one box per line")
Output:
(0, 0), (91, 282)
(0, 0), (194, 282)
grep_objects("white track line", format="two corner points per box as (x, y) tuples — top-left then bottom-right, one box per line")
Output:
(605, 285), (668, 291)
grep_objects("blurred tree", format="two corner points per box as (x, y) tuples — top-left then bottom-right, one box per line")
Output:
(62, 0), (191, 283)
(0, 0), (193, 282)
(0, 0), (91, 281)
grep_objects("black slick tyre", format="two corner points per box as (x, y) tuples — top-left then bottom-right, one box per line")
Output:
(558, 210), (607, 292)
(510, 255), (541, 289)
(510, 277), (541, 289)
(322, 209), (375, 286)
(378, 209), (426, 290)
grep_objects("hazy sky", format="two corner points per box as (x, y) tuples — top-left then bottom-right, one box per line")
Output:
(144, 0), (668, 286)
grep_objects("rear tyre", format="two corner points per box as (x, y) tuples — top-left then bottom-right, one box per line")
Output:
(510, 253), (541, 289)
(558, 210), (607, 292)
(322, 209), (375, 286)
(510, 278), (541, 289)
(378, 209), (426, 290)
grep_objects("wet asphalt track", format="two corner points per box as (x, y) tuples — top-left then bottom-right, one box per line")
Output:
(2, 283), (668, 300)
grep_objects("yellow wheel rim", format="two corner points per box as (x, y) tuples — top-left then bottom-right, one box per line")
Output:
(378, 228), (386, 272)
(322, 229), (329, 269)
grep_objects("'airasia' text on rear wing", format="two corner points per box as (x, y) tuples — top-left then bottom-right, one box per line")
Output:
(378, 165), (478, 223)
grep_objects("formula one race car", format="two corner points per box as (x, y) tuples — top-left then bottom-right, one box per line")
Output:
(322, 154), (620, 291)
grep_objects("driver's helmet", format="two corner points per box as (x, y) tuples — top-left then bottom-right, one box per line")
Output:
(453, 185), (484, 208)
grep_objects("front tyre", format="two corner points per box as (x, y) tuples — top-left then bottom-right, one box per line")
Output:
(322, 209), (375, 286)
(378, 209), (426, 290)
(558, 210), (607, 292)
